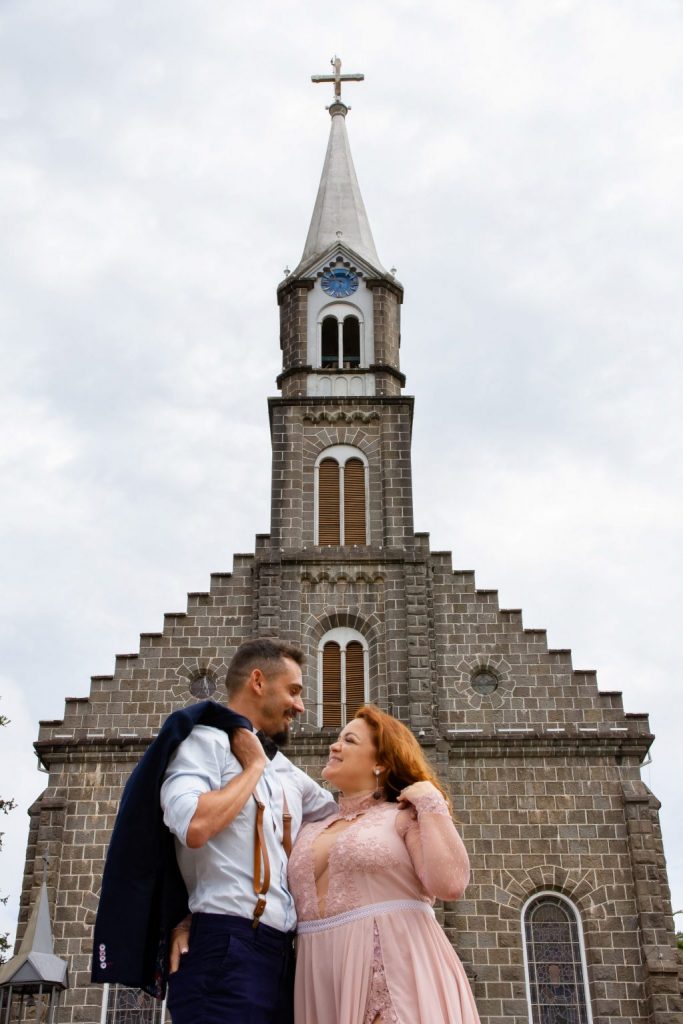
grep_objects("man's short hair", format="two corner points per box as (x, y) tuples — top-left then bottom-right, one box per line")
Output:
(224, 638), (304, 698)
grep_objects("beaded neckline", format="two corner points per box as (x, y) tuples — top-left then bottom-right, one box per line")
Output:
(337, 790), (386, 820)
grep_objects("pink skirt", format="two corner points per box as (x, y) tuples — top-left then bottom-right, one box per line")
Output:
(294, 901), (481, 1024)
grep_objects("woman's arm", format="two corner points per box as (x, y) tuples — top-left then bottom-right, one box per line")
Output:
(396, 781), (470, 901)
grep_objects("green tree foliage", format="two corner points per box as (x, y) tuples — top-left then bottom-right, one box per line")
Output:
(0, 703), (17, 964)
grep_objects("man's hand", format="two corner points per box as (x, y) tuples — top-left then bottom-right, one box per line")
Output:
(230, 728), (268, 773)
(185, 730), (267, 848)
(169, 915), (191, 975)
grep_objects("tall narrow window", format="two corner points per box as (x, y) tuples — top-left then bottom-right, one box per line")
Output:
(318, 458), (341, 544)
(321, 642), (342, 728)
(319, 629), (369, 728)
(342, 315), (361, 367)
(523, 894), (592, 1024)
(344, 641), (365, 720)
(344, 458), (366, 544)
(315, 446), (368, 546)
(321, 316), (338, 367)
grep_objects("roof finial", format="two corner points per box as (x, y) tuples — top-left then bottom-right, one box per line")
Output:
(311, 56), (364, 114)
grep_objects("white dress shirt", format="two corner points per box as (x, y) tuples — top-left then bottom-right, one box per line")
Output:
(160, 725), (336, 933)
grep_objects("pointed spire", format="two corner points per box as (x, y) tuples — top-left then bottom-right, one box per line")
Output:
(296, 60), (384, 274)
(0, 882), (68, 988)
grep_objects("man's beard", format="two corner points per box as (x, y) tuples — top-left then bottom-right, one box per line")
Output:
(269, 728), (290, 748)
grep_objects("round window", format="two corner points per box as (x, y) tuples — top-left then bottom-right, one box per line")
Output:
(189, 674), (217, 699)
(471, 669), (498, 695)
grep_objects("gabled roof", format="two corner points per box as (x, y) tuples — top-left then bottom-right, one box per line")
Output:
(0, 882), (68, 990)
(294, 102), (385, 277)
(290, 240), (395, 285)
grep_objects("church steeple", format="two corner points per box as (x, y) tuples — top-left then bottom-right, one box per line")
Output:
(276, 58), (404, 403)
(296, 58), (383, 274)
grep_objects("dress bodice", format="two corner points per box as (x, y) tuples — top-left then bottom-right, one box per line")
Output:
(288, 786), (470, 922)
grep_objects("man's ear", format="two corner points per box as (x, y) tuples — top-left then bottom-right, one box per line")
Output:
(249, 668), (265, 694)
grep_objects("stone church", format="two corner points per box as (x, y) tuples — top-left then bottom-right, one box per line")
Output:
(14, 64), (682, 1024)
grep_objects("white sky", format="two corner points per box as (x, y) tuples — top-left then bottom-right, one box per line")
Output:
(1, 0), (682, 945)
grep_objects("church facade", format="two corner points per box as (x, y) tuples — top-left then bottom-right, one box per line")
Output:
(16, 68), (682, 1024)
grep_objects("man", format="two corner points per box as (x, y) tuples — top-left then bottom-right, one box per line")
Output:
(160, 638), (336, 1024)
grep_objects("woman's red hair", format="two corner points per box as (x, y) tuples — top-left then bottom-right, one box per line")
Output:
(354, 705), (451, 810)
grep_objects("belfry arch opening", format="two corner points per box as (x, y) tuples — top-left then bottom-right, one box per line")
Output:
(317, 304), (364, 369)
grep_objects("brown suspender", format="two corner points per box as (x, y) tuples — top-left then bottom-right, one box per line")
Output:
(252, 799), (270, 927)
(282, 790), (292, 858)
(251, 788), (292, 928)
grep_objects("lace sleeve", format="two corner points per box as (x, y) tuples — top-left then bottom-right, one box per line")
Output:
(395, 783), (470, 901)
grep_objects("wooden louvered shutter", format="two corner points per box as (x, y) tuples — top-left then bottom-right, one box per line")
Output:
(318, 458), (340, 545)
(343, 458), (366, 544)
(345, 641), (365, 721)
(322, 642), (342, 728)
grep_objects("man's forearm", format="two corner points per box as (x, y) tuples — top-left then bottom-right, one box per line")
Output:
(186, 761), (264, 848)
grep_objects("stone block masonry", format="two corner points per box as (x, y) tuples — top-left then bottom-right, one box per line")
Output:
(18, 540), (682, 1023)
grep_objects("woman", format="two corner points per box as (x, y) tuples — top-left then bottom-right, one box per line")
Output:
(288, 705), (480, 1024)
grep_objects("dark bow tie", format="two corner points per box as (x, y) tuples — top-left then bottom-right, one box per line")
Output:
(256, 731), (279, 761)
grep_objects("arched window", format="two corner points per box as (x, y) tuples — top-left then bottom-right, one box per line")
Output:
(522, 893), (592, 1024)
(317, 305), (364, 368)
(318, 628), (368, 728)
(315, 446), (368, 546)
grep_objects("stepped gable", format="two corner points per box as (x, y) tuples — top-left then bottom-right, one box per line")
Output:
(17, 60), (682, 1024)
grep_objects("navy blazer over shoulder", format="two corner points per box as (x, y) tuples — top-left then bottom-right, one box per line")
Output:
(91, 700), (252, 999)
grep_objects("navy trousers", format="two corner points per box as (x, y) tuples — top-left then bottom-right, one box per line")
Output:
(166, 913), (295, 1024)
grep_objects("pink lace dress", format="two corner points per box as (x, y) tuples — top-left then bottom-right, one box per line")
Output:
(288, 786), (481, 1024)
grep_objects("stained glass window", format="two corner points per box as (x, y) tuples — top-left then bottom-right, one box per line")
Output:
(524, 895), (591, 1024)
(104, 985), (166, 1024)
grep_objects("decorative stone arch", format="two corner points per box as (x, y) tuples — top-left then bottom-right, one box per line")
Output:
(303, 608), (384, 647)
(496, 866), (610, 922)
(304, 429), (376, 461)
(301, 610), (385, 726)
(451, 653), (514, 710)
(300, 570), (385, 595)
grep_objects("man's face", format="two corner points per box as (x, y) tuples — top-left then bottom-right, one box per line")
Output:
(258, 657), (305, 746)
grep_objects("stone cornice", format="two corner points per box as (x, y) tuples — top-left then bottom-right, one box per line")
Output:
(276, 277), (315, 304)
(365, 277), (404, 302)
(35, 725), (653, 770)
(268, 394), (414, 429)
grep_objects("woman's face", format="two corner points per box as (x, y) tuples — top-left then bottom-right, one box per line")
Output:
(322, 718), (383, 794)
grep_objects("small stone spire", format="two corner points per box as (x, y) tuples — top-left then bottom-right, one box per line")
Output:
(297, 57), (384, 273)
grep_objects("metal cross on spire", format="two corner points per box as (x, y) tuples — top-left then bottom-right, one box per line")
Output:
(311, 56), (364, 107)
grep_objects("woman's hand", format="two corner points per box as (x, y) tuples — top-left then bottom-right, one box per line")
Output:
(397, 780), (441, 810)
(169, 915), (192, 975)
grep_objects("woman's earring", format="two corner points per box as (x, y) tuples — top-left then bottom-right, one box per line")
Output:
(373, 768), (382, 800)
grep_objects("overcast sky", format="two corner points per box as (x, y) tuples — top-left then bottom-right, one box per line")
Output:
(1, 0), (682, 944)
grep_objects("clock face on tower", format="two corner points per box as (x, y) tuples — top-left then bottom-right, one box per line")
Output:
(320, 267), (359, 298)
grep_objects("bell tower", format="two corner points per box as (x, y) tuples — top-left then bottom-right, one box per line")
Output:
(269, 59), (414, 560)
